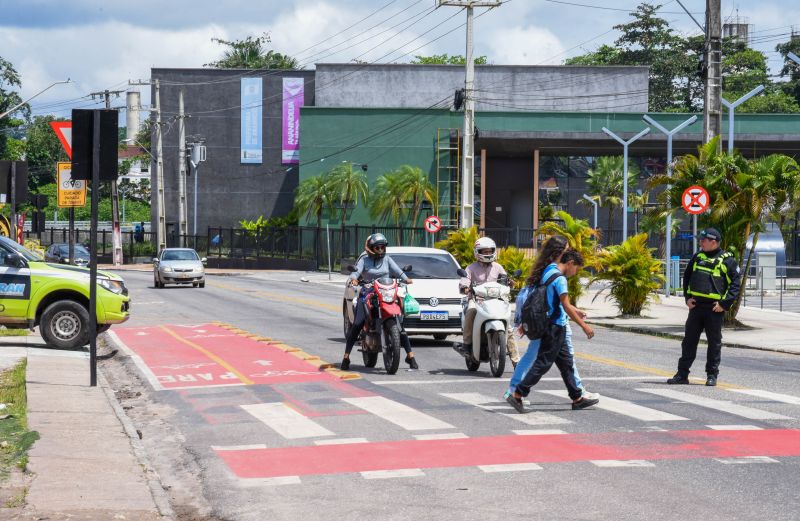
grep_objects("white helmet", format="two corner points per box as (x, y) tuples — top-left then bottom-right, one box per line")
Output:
(474, 237), (497, 263)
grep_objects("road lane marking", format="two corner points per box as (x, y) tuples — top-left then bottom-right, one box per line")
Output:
(441, 392), (572, 426)
(730, 389), (800, 405)
(159, 325), (254, 385)
(707, 425), (762, 431)
(212, 444), (269, 451)
(374, 376), (665, 385)
(342, 396), (454, 431)
(591, 460), (655, 468)
(241, 403), (335, 439)
(107, 330), (165, 391)
(537, 390), (689, 422)
(361, 469), (425, 479)
(636, 388), (792, 420)
(314, 438), (368, 445)
(513, 429), (568, 435)
(479, 463), (542, 473)
(208, 280), (341, 312)
(715, 456), (779, 464)
(414, 433), (468, 440)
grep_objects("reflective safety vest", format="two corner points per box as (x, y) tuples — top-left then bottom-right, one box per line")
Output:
(687, 251), (733, 300)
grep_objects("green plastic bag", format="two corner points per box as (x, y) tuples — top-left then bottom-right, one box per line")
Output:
(403, 292), (420, 315)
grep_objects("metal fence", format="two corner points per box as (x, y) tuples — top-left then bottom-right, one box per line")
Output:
(31, 228), (157, 261)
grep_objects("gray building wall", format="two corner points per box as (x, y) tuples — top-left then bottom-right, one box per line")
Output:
(150, 68), (315, 234)
(315, 64), (649, 112)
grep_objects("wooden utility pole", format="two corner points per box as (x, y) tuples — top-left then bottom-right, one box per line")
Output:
(703, 0), (722, 146)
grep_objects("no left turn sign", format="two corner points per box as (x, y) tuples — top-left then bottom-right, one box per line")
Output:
(424, 215), (442, 233)
(682, 185), (710, 215)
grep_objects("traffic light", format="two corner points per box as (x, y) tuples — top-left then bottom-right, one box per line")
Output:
(71, 109), (119, 181)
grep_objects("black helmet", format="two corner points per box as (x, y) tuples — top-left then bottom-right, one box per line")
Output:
(365, 233), (388, 259)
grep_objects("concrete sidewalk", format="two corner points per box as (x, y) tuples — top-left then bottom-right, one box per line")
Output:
(579, 288), (800, 355)
(0, 332), (170, 520)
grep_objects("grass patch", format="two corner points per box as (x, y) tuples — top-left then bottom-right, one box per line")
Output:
(0, 329), (28, 337)
(0, 360), (39, 480)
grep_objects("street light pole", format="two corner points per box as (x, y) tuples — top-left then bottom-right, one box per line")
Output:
(643, 114), (698, 296)
(601, 126), (651, 242)
(582, 194), (598, 230)
(722, 85), (764, 153)
(0, 79), (71, 119)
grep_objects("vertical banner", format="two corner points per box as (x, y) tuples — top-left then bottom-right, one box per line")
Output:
(282, 78), (304, 164)
(240, 78), (263, 164)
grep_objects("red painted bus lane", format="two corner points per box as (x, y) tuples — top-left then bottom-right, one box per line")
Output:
(215, 428), (800, 479)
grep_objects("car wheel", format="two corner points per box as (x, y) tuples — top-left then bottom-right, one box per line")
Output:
(199, 282), (205, 288)
(433, 333), (448, 341)
(40, 300), (90, 350)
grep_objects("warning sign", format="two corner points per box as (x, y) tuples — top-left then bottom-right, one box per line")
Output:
(681, 185), (709, 215)
(57, 162), (87, 207)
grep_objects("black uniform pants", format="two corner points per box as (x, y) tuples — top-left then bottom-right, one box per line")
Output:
(678, 305), (723, 377)
(515, 324), (582, 400)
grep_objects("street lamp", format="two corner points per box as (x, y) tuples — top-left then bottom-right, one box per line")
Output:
(722, 85), (764, 153)
(0, 79), (71, 119)
(643, 114), (698, 296)
(601, 126), (651, 242)
(582, 194), (598, 230)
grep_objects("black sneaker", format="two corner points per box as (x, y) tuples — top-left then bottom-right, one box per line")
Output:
(667, 374), (690, 385)
(505, 392), (526, 414)
(405, 355), (419, 370)
(572, 397), (600, 410)
(340, 357), (351, 370)
(706, 375), (717, 387)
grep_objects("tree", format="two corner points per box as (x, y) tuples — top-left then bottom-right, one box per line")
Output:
(328, 163), (368, 234)
(585, 156), (638, 240)
(411, 54), (487, 65)
(370, 171), (406, 226)
(0, 56), (29, 160)
(775, 36), (800, 106)
(294, 174), (334, 229)
(397, 165), (436, 227)
(205, 33), (300, 69)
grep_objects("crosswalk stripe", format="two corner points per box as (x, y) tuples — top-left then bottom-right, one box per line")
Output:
(707, 425), (762, 431)
(730, 389), (800, 406)
(414, 433), (468, 440)
(441, 393), (572, 426)
(636, 388), (793, 420)
(537, 390), (689, 422)
(479, 463), (543, 473)
(342, 396), (454, 431)
(241, 403), (335, 439)
(715, 456), (779, 465)
(361, 469), (425, 479)
(591, 460), (655, 468)
(314, 438), (368, 445)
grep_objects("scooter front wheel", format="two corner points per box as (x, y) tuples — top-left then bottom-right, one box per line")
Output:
(383, 321), (402, 375)
(487, 330), (507, 377)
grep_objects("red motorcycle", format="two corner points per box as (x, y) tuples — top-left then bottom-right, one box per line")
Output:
(348, 271), (409, 375)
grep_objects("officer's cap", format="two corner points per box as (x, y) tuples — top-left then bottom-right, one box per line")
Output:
(698, 228), (722, 242)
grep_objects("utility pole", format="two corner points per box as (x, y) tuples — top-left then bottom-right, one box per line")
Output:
(703, 0), (722, 146)
(438, 1), (501, 229)
(178, 90), (188, 245)
(90, 89), (124, 265)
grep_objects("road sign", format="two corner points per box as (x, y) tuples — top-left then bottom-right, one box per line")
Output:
(424, 215), (442, 233)
(49, 121), (72, 159)
(56, 162), (87, 207)
(682, 185), (709, 215)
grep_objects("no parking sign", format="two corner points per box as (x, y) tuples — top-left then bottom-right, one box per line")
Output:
(682, 186), (710, 215)
(424, 215), (442, 233)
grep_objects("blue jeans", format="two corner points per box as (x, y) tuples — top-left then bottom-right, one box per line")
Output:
(507, 322), (583, 394)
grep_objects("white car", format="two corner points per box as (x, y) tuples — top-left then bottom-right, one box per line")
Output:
(343, 246), (463, 339)
(153, 248), (206, 288)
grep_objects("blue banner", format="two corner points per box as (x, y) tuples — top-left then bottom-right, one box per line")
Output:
(241, 78), (263, 164)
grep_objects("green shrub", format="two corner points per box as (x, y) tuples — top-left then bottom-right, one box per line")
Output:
(434, 226), (478, 268)
(496, 246), (534, 298)
(591, 233), (665, 316)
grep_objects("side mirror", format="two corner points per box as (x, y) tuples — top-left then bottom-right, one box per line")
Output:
(402, 265), (412, 272)
(3, 252), (24, 268)
(346, 264), (357, 273)
(457, 268), (468, 278)
(152, 258), (159, 264)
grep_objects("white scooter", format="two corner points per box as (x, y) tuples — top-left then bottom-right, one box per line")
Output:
(453, 269), (517, 377)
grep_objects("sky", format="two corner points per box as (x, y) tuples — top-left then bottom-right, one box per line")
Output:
(1, 0), (798, 120)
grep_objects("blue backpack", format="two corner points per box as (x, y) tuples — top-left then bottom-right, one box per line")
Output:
(520, 272), (563, 340)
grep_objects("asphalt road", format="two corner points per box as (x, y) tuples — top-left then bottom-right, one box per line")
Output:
(102, 270), (800, 521)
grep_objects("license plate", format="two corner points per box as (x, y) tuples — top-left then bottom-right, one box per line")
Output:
(178, 273), (190, 278)
(420, 311), (448, 321)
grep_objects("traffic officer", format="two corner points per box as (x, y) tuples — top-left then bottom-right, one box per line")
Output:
(667, 228), (741, 387)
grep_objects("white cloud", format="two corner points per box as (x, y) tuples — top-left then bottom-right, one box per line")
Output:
(484, 25), (566, 65)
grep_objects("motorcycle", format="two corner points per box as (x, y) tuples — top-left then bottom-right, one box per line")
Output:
(453, 269), (520, 377)
(346, 266), (411, 375)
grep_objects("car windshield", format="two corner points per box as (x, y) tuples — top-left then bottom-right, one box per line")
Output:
(0, 236), (42, 261)
(389, 253), (460, 279)
(162, 250), (200, 261)
(59, 245), (89, 256)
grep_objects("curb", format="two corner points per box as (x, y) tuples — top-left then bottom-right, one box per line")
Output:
(98, 335), (175, 520)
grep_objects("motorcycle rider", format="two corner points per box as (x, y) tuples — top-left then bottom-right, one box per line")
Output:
(458, 237), (519, 367)
(342, 233), (416, 370)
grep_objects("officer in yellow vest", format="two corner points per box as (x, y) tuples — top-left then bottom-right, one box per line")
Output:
(667, 228), (741, 387)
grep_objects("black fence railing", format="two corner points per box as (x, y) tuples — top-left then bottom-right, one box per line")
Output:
(32, 228), (157, 261)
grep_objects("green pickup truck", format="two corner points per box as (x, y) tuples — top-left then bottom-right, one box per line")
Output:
(0, 235), (130, 349)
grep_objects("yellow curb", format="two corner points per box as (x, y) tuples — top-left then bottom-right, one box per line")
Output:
(325, 368), (361, 380)
(253, 336), (273, 342)
(271, 343), (301, 352)
(305, 359), (336, 370)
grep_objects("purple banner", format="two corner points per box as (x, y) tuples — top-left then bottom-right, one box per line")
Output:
(282, 77), (304, 164)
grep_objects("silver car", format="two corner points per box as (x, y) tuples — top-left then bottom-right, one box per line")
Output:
(153, 248), (206, 288)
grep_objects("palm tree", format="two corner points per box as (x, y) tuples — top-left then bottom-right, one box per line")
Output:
(294, 174), (333, 229)
(370, 171), (406, 226)
(538, 211), (600, 305)
(397, 165), (437, 227)
(206, 34), (301, 69)
(586, 156), (639, 242)
(328, 162), (369, 235)
(762, 154), (800, 245)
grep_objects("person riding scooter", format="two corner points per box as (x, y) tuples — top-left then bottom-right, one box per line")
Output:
(458, 237), (519, 367)
(341, 233), (416, 370)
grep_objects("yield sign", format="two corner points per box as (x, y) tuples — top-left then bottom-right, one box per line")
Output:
(49, 121), (72, 159)
(424, 215), (442, 233)
(682, 185), (710, 215)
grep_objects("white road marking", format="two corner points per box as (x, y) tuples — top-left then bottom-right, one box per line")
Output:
(479, 463), (543, 473)
(730, 389), (800, 406)
(538, 390), (689, 422)
(314, 438), (368, 445)
(107, 330), (164, 391)
(342, 396), (454, 431)
(441, 393), (572, 426)
(715, 456), (779, 465)
(374, 376), (664, 386)
(513, 429), (567, 435)
(706, 425), (763, 431)
(361, 469), (425, 479)
(241, 403), (335, 439)
(212, 444), (268, 451)
(636, 388), (793, 420)
(591, 460), (656, 468)
(413, 433), (468, 440)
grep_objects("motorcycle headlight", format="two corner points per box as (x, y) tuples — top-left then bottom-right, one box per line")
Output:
(487, 287), (501, 298)
(98, 277), (125, 295)
(378, 288), (395, 303)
